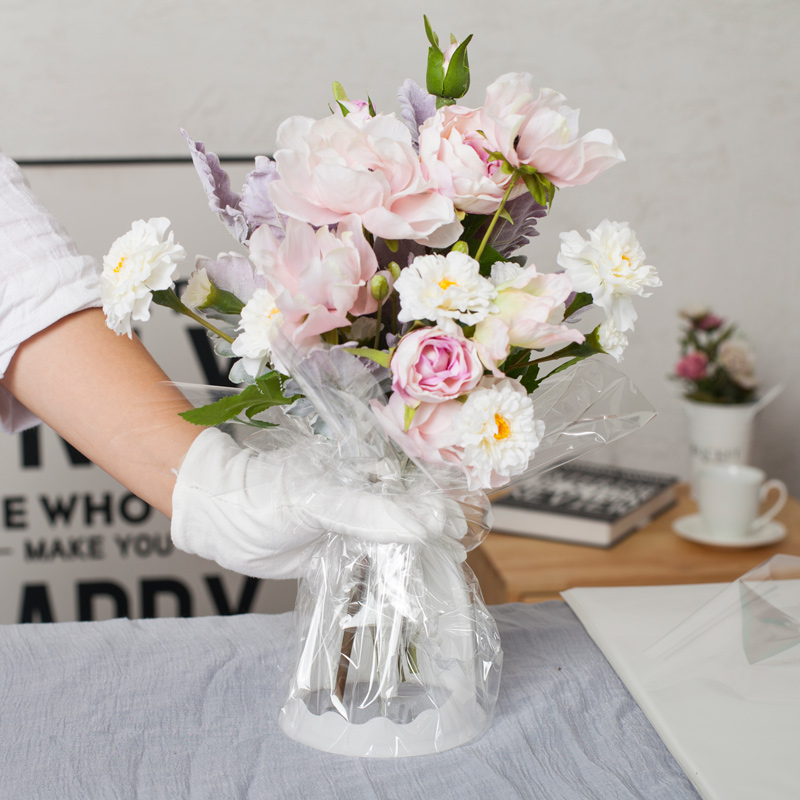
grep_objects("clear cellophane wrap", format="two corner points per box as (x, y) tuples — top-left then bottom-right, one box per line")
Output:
(181, 339), (654, 757)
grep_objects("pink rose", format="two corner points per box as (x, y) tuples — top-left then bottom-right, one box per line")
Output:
(248, 216), (379, 344)
(696, 313), (724, 331)
(371, 393), (462, 466)
(482, 74), (625, 189)
(675, 351), (709, 381)
(268, 114), (461, 248)
(392, 327), (484, 405)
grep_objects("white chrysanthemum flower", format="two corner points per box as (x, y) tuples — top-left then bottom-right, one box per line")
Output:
(231, 288), (284, 378)
(395, 251), (497, 333)
(101, 218), (185, 337)
(597, 317), (628, 362)
(556, 220), (660, 332)
(182, 267), (213, 309)
(453, 378), (545, 489)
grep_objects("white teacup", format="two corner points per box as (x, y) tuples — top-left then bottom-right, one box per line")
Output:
(697, 464), (788, 540)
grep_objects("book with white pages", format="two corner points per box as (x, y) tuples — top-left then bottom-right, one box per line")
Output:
(490, 462), (678, 547)
(562, 556), (800, 800)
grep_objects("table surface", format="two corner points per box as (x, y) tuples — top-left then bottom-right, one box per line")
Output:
(0, 603), (700, 800)
(468, 484), (800, 604)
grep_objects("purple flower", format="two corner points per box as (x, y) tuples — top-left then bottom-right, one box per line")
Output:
(181, 130), (248, 244)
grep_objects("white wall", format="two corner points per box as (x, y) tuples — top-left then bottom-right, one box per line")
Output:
(1, 2), (798, 494)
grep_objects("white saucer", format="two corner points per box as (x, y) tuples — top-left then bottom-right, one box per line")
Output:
(672, 514), (787, 548)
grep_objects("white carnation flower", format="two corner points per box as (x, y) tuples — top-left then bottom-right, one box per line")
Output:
(556, 220), (660, 332)
(718, 339), (757, 389)
(489, 260), (524, 287)
(597, 317), (628, 362)
(395, 251), (497, 333)
(182, 267), (213, 309)
(453, 378), (545, 489)
(231, 288), (284, 378)
(101, 218), (186, 337)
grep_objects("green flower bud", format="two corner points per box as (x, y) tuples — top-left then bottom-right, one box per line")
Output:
(370, 274), (390, 302)
(423, 15), (473, 101)
(450, 241), (470, 255)
(387, 261), (401, 280)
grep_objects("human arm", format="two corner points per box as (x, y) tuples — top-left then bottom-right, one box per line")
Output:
(0, 307), (201, 517)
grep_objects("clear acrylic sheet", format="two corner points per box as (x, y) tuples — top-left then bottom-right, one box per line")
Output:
(645, 555), (800, 705)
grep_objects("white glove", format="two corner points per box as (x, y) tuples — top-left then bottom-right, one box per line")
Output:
(171, 427), (465, 579)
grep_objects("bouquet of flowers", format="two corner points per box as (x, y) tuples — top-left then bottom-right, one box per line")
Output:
(100, 17), (660, 757)
(674, 306), (757, 404)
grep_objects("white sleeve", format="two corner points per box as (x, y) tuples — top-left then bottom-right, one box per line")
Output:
(0, 150), (102, 433)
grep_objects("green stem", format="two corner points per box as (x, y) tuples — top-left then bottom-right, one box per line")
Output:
(474, 175), (520, 261)
(153, 288), (236, 344)
(182, 305), (235, 344)
(374, 303), (383, 349)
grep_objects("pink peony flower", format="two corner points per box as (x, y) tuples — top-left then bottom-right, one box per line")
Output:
(675, 351), (709, 381)
(248, 216), (379, 346)
(268, 114), (462, 248)
(391, 327), (484, 406)
(419, 105), (523, 214)
(474, 263), (584, 369)
(481, 74), (625, 189)
(371, 393), (462, 466)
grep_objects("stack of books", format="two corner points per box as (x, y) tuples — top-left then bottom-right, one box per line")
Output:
(490, 462), (679, 548)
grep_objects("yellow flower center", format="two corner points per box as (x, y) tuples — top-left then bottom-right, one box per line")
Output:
(439, 278), (457, 291)
(612, 253), (631, 278)
(494, 413), (511, 440)
(113, 257), (126, 273)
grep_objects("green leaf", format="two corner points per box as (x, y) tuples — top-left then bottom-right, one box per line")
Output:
(564, 292), (594, 319)
(151, 288), (186, 314)
(520, 171), (548, 206)
(518, 170), (556, 209)
(497, 206), (514, 225)
(441, 34), (473, 99)
(426, 45), (445, 95)
(519, 363), (541, 393)
(332, 81), (349, 102)
(483, 148), (506, 163)
(477, 243), (506, 274)
(423, 14), (440, 48)
(343, 347), (391, 368)
(404, 403), (418, 432)
(499, 347), (534, 377)
(178, 371), (299, 427)
(544, 356), (584, 379)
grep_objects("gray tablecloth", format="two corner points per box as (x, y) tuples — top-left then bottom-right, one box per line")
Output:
(0, 602), (699, 800)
